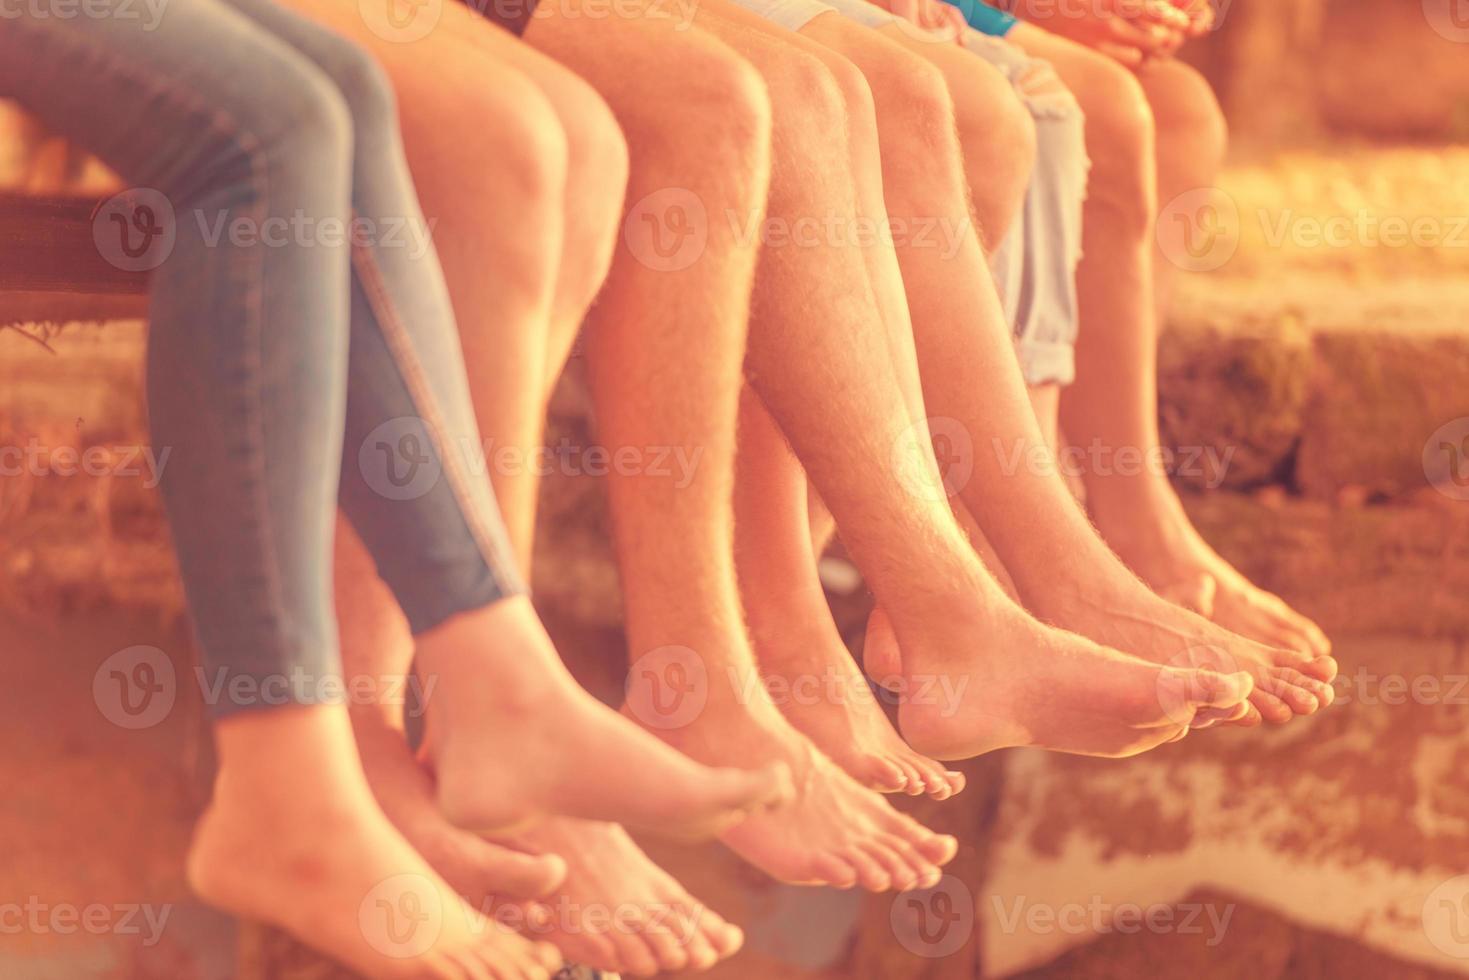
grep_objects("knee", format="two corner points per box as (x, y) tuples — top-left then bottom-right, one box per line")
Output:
(978, 77), (1040, 224)
(461, 81), (570, 212)
(1145, 60), (1227, 167)
(763, 46), (851, 145)
(862, 44), (960, 157)
(1078, 60), (1156, 233)
(646, 43), (772, 204)
(307, 34), (399, 137)
(210, 53), (353, 195)
(819, 51), (878, 132)
(562, 86), (630, 215)
(555, 80), (629, 299)
(957, 56), (1039, 188)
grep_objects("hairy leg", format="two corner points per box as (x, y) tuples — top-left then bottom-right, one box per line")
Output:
(682, 3), (1251, 763)
(530, 0), (960, 889)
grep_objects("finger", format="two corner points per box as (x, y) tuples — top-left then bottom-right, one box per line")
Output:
(1097, 41), (1146, 65)
(945, 6), (968, 42)
(1106, 16), (1174, 53)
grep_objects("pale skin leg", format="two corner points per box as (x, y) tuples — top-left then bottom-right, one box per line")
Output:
(296, 5), (763, 970)
(526, 0), (962, 893)
(278, 0), (791, 843)
(335, 526), (747, 977)
(188, 702), (566, 980)
(1007, 26), (1334, 663)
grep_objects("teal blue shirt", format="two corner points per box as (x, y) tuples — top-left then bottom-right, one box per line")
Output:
(946, 0), (1017, 35)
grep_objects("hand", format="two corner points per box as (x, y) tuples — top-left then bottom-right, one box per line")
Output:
(1171, 0), (1216, 38)
(1011, 0), (1189, 66)
(873, 0), (969, 44)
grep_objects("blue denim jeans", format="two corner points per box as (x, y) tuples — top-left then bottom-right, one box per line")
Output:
(0, 0), (523, 716)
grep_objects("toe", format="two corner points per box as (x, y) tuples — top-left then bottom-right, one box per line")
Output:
(486, 850), (568, 901)
(1277, 666), (1335, 707)
(878, 834), (943, 890)
(811, 850), (861, 889)
(529, 941), (563, 976)
(608, 932), (661, 978)
(508, 947), (555, 980)
(1230, 702), (1264, 726)
(1249, 687), (1295, 724)
(908, 755), (956, 801)
(639, 923), (691, 975)
(1254, 591), (1332, 661)
(877, 808), (958, 866)
(890, 757), (927, 796)
(857, 754), (910, 794)
(842, 845), (893, 892)
(680, 927), (721, 971)
(705, 917), (744, 959)
(1259, 669), (1321, 715)
(861, 839), (920, 891)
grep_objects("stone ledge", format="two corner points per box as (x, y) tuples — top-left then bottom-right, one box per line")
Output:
(1159, 291), (1469, 501)
(1181, 489), (1469, 641)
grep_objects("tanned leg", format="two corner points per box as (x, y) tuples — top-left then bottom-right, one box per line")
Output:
(280, 0), (790, 845)
(814, 19), (1334, 726)
(1009, 28), (1333, 668)
(685, 3), (1254, 766)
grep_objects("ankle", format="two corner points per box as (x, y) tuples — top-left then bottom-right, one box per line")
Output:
(210, 705), (374, 811)
(416, 598), (570, 707)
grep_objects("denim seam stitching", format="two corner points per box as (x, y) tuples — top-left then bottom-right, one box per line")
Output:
(349, 241), (524, 600)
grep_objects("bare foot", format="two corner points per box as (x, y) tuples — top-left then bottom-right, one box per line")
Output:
(415, 597), (793, 838)
(633, 656), (960, 892)
(502, 818), (744, 977)
(743, 579), (965, 801)
(1016, 550), (1336, 725)
(354, 721), (568, 903)
(189, 707), (564, 980)
(865, 591), (1255, 760)
(1090, 480), (1333, 660)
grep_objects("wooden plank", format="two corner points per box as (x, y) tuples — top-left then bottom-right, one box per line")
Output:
(0, 192), (149, 296)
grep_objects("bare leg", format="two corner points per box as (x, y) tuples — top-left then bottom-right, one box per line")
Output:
(280, 0), (790, 842)
(1012, 30), (1333, 662)
(678, 3), (1252, 764)
(528, 0), (960, 891)
(811, 19), (1333, 726)
(734, 385), (966, 799)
